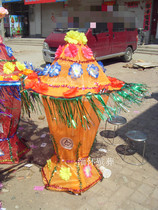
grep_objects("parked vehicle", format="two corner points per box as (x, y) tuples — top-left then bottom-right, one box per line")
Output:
(42, 23), (138, 64)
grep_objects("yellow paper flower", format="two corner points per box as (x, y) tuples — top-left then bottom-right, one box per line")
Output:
(47, 159), (52, 171)
(3, 62), (15, 74)
(16, 61), (26, 71)
(23, 69), (34, 75)
(64, 30), (87, 45)
(0, 76), (4, 81)
(11, 75), (19, 81)
(59, 166), (72, 181)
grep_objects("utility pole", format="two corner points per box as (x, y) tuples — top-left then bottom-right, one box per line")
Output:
(0, 0), (5, 42)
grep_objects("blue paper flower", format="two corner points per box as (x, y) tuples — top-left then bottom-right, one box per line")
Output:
(5, 46), (13, 57)
(68, 63), (83, 79)
(97, 61), (106, 73)
(87, 64), (99, 78)
(38, 64), (51, 76)
(24, 62), (34, 70)
(49, 62), (61, 77)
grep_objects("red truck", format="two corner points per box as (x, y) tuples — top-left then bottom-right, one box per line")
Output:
(42, 22), (138, 64)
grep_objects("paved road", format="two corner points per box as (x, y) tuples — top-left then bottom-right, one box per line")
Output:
(1, 44), (158, 210)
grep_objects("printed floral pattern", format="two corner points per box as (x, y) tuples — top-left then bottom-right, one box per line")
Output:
(68, 63), (83, 79)
(87, 64), (99, 78)
(59, 167), (72, 181)
(83, 165), (92, 178)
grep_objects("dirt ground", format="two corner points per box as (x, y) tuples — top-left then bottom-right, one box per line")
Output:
(0, 44), (158, 210)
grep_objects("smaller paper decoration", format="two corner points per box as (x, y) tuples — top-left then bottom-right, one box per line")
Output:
(87, 64), (99, 78)
(83, 165), (92, 178)
(68, 63), (83, 79)
(59, 166), (72, 181)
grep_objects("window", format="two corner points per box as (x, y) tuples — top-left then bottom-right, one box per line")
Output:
(92, 22), (108, 34)
(113, 23), (124, 32)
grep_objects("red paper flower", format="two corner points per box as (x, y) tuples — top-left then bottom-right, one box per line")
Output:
(55, 45), (63, 58)
(34, 82), (48, 92)
(25, 80), (37, 89)
(63, 87), (78, 98)
(107, 76), (125, 89)
(82, 46), (93, 59)
(96, 85), (108, 93)
(64, 44), (78, 58)
(27, 72), (38, 80)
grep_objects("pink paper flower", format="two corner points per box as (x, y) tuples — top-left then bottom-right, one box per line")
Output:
(0, 7), (8, 19)
(55, 45), (63, 58)
(64, 44), (78, 58)
(83, 165), (92, 178)
(82, 46), (93, 59)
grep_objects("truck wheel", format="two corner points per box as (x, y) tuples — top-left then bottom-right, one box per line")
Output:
(122, 47), (133, 62)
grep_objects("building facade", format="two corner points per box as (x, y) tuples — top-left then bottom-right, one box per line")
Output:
(2, 0), (158, 44)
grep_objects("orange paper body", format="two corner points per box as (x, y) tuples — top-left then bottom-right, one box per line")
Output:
(42, 95), (108, 193)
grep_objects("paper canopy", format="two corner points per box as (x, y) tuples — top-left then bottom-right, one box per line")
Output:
(24, 30), (124, 98)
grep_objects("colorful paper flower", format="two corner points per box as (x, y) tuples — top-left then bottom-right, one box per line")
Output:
(5, 46), (13, 57)
(82, 46), (93, 59)
(3, 62), (15, 74)
(64, 44), (78, 58)
(25, 80), (37, 89)
(23, 69), (34, 75)
(59, 167), (72, 181)
(27, 72), (38, 80)
(68, 63), (83, 79)
(108, 76), (125, 89)
(0, 76), (4, 81)
(87, 64), (99, 78)
(97, 61), (106, 73)
(37, 64), (51, 76)
(11, 75), (19, 81)
(16, 61), (26, 71)
(55, 45), (63, 58)
(83, 165), (92, 178)
(34, 82), (48, 92)
(49, 62), (61, 77)
(64, 30), (87, 45)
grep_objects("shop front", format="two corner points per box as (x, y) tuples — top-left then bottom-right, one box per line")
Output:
(2, 0), (29, 37)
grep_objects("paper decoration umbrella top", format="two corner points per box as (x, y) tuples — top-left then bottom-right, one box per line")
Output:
(24, 30), (124, 98)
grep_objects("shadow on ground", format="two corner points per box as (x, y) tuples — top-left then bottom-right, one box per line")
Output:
(18, 118), (54, 167)
(99, 92), (158, 169)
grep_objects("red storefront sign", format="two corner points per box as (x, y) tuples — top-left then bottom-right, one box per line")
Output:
(24, 0), (66, 5)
